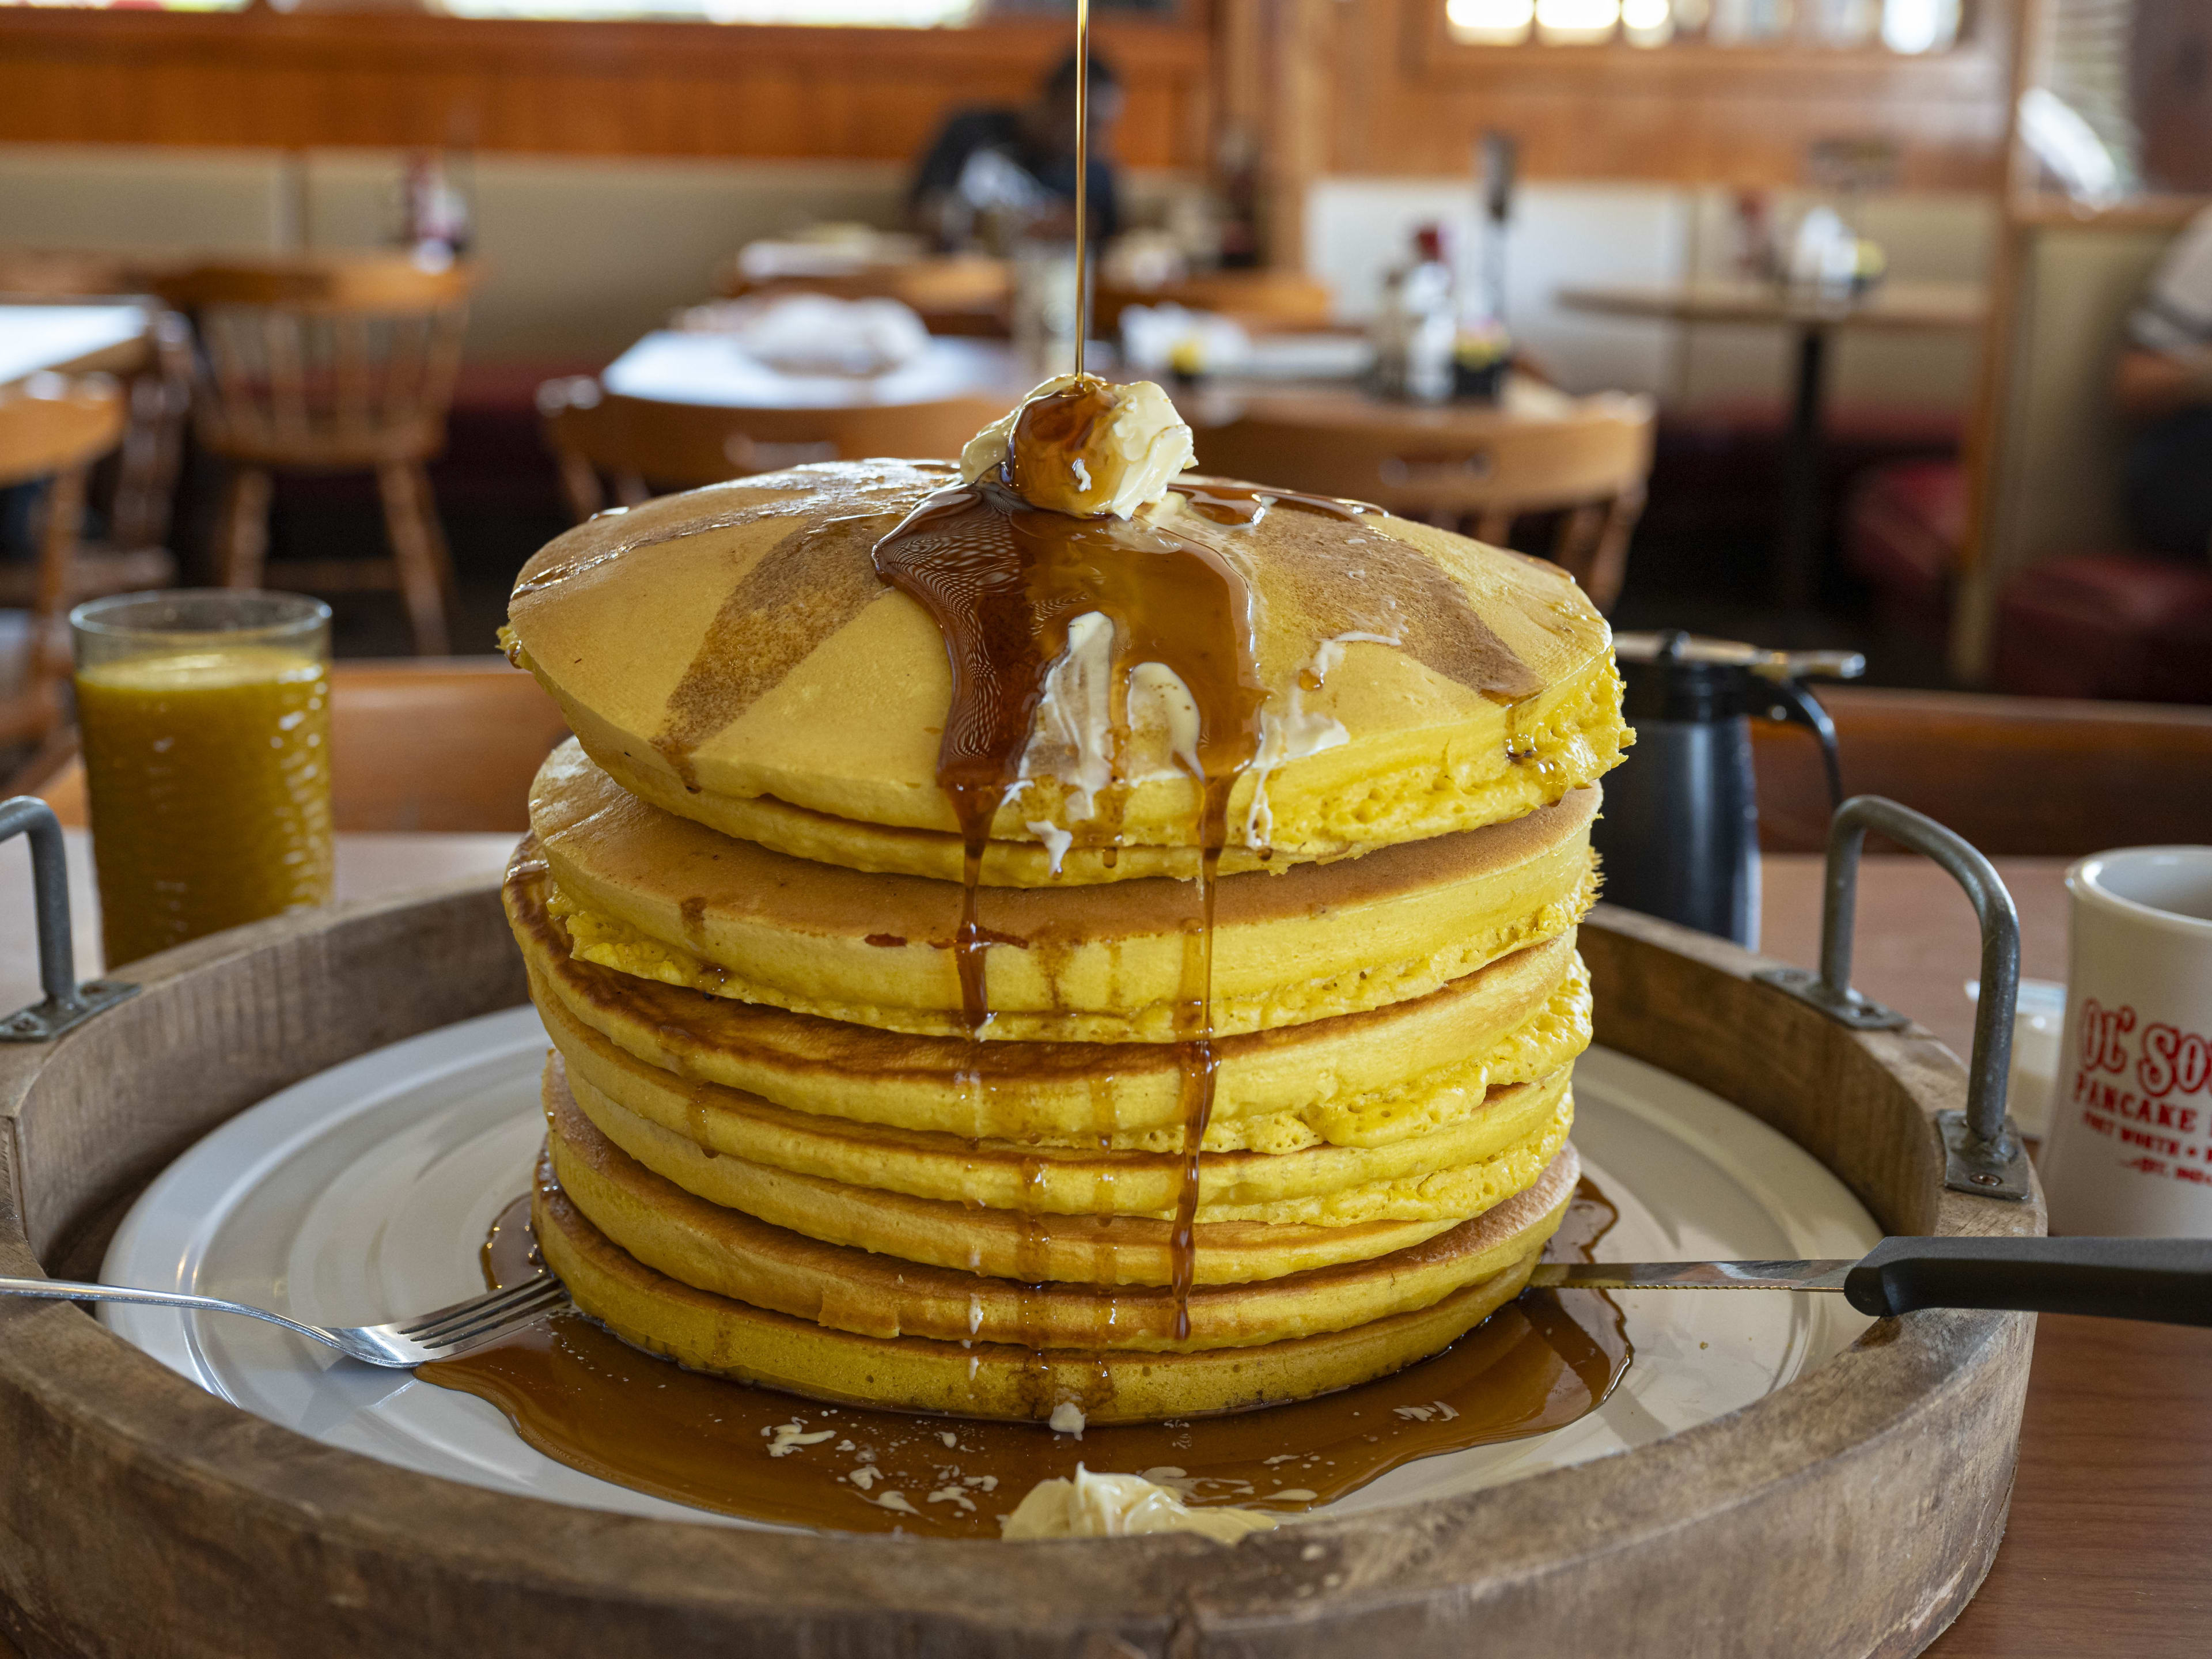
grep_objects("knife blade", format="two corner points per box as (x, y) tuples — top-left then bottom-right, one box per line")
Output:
(1523, 1236), (2212, 1327)
(1527, 1260), (1854, 1292)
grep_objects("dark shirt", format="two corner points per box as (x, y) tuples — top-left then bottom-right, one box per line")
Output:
(908, 107), (1119, 243)
(2124, 207), (2212, 559)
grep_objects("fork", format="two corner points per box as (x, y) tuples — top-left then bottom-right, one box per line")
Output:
(0, 1271), (570, 1366)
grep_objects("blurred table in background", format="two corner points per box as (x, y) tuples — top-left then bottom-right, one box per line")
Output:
(1556, 278), (1986, 611)
(602, 331), (1031, 410)
(1097, 269), (1335, 334)
(715, 256), (1338, 342)
(1183, 371), (1582, 430)
(1559, 279), (1986, 334)
(717, 251), (1010, 339)
(0, 302), (151, 388)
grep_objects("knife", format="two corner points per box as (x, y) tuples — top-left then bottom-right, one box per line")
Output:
(1528, 1235), (2212, 1327)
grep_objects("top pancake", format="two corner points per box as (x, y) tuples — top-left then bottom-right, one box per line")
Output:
(506, 460), (1629, 885)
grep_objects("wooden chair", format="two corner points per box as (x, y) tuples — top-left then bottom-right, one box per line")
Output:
(32, 657), (571, 833)
(1192, 392), (1655, 612)
(0, 270), (191, 611)
(539, 378), (1012, 521)
(1752, 685), (2212, 858)
(0, 316), (184, 618)
(0, 374), (128, 747)
(1096, 270), (1336, 334)
(158, 256), (475, 656)
(0, 248), (171, 300)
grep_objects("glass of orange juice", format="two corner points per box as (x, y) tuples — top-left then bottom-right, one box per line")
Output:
(71, 590), (334, 968)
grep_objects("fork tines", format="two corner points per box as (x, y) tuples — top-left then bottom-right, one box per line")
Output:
(398, 1275), (568, 1352)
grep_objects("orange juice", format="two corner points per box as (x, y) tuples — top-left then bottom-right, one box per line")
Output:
(76, 645), (334, 967)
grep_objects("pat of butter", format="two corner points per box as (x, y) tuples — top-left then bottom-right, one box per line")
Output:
(999, 1464), (1279, 1543)
(962, 375), (1195, 520)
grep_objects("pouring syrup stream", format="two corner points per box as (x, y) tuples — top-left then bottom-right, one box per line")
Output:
(1073, 0), (1090, 378)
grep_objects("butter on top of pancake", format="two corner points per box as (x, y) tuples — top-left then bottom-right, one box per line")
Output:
(504, 455), (1628, 885)
(961, 373), (1195, 519)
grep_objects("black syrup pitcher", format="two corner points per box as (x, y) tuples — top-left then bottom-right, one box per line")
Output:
(1591, 630), (1864, 950)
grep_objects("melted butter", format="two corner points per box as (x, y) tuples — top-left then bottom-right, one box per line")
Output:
(419, 1179), (1630, 1540)
(870, 444), (1269, 1342)
(1167, 479), (1379, 527)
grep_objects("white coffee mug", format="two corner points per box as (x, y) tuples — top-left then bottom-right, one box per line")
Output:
(2041, 846), (2212, 1236)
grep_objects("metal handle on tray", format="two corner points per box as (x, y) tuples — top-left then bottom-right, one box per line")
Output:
(1754, 794), (2032, 1202)
(0, 796), (137, 1042)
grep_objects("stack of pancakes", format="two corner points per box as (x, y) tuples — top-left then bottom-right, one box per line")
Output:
(502, 456), (1628, 1425)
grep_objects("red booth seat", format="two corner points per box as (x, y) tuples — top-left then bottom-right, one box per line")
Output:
(1846, 459), (1965, 645)
(1846, 457), (2212, 704)
(1995, 554), (2212, 703)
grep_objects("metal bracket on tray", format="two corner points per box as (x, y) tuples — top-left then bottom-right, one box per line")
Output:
(1754, 794), (2033, 1203)
(0, 796), (137, 1043)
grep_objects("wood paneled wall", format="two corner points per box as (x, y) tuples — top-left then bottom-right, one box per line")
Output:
(1313, 0), (2014, 189)
(0, 0), (2014, 190)
(0, 9), (1211, 170)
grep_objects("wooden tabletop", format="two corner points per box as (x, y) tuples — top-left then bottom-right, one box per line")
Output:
(1178, 372), (1616, 435)
(0, 301), (151, 388)
(0, 843), (2200, 1656)
(0, 830), (520, 1018)
(1760, 855), (2212, 1658)
(1555, 278), (1988, 333)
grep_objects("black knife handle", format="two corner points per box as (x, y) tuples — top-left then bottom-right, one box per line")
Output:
(1845, 1236), (2212, 1326)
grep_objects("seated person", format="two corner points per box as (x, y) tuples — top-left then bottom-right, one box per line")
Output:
(2114, 205), (2212, 560)
(908, 50), (1123, 253)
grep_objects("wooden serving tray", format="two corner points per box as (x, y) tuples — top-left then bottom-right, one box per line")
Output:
(0, 885), (2041, 1659)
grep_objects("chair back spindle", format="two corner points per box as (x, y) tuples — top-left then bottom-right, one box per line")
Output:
(1193, 395), (1655, 612)
(0, 374), (128, 745)
(537, 380), (1012, 522)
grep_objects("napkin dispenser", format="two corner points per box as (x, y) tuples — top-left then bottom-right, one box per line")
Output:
(1592, 630), (1864, 949)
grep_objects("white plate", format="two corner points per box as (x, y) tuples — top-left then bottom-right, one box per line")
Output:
(101, 1007), (1879, 1529)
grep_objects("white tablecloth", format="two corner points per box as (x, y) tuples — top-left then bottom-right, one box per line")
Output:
(601, 332), (1028, 410)
(0, 304), (149, 387)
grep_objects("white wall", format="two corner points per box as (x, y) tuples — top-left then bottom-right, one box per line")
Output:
(307, 150), (912, 359)
(0, 144), (918, 361)
(0, 145), (296, 250)
(1, 144), (1214, 363)
(1306, 177), (1688, 399)
(1306, 175), (1996, 413)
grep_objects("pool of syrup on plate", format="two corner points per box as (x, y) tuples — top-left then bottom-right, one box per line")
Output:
(416, 1178), (1630, 1538)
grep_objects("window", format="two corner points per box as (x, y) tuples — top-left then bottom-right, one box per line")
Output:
(1444, 0), (1963, 51)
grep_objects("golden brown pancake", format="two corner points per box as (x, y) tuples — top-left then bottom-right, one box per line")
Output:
(544, 1081), (1580, 1351)
(531, 740), (1601, 1041)
(547, 1051), (1570, 1283)
(503, 461), (1628, 882)
(541, 980), (1575, 1210)
(507, 844), (1591, 1148)
(535, 1150), (1571, 1422)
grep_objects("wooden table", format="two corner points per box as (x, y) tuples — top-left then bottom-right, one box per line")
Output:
(0, 302), (152, 389)
(1555, 278), (1987, 610)
(1179, 369), (1586, 434)
(0, 842), (2201, 1657)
